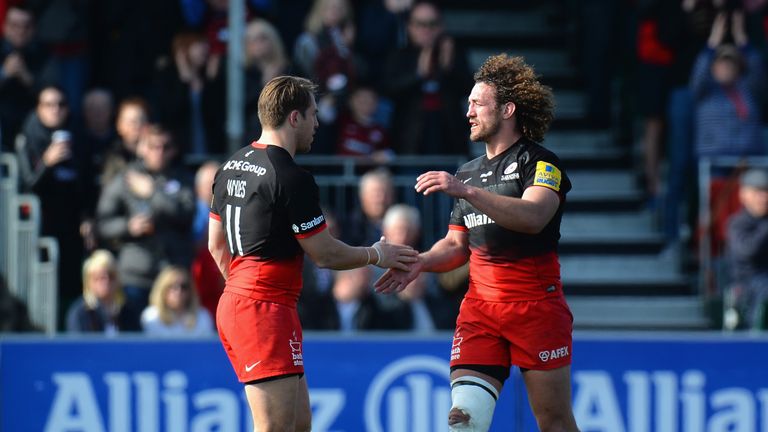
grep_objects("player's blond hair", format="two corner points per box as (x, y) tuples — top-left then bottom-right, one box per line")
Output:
(474, 54), (554, 143)
(258, 76), (317, 129)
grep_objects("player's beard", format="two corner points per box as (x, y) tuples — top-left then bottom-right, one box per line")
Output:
(470, 114), (501, 143)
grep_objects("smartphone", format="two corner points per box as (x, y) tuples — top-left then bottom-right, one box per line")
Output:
(51, 130), (71, 143)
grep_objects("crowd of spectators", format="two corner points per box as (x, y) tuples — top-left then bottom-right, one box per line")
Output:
(3, 0), (768, 333)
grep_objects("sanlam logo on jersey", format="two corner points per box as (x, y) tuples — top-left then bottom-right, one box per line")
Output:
(463, 212), (494, 229)
(298, 215), (325, 232)
(222, 160), (267, 176)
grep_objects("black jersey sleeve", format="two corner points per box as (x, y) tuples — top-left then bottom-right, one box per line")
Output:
(279, 168), (327, 238)
(521, 150), (571, 196)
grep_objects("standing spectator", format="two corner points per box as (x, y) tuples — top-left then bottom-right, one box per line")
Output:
(293, 0), (353, 79)
(101, 97), (149, 186)
(243, 18), (292, 141)
(342, 167), (395, 246)
(152, 32), (226, 157)
(96, 124), (196, 312)
(294, 0), (361, 153)
(15, 85), (87, 315)
(80, 88), (116, 225)
(692, 11), (765, 159)
(336, 85), (394, 162)
(725, 168), (768, 330)
(660, 0), (716, 249)
(88, 0), (185, 102)
(692, 10), (765, 256)
(66, 249), (141, 334)
(384, 0), (472, 155)
(180, 0), (271, 57)
(141, 266), (214, 336)
(0, 5), (49, 152)
(190, 160), (225, 322)
(355, 0), (413, 88)
(634, 0), (675, 204)
(26, 0), (90, 117)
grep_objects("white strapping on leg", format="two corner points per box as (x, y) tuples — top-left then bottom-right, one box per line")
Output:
(449, 375), (498, 432)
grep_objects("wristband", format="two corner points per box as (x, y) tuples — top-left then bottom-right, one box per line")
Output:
(365, 247), (372, 265)
(372, 243), (383, 266)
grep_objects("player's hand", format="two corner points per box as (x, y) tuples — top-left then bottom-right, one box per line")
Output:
(372, 236), (418, 271)
(415, 171), (469, 198)
(374, 259), (423, 294)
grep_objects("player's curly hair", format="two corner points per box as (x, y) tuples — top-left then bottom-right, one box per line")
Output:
(474, 54), (554, 143)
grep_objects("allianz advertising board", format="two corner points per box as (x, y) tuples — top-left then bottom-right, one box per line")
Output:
(1, 333), (767, 431)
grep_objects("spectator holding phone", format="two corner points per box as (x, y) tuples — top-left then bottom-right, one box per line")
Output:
(15, 85), (88, 319)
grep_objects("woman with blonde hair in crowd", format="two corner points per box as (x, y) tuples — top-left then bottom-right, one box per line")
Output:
(66, 249), (141, 334)
(141, 266), (214, 337)
(244, 18), (292, 139)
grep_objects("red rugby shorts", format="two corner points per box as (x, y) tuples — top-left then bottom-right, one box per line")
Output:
(217, 292), (305, 383)
(450, 296), (573, 371)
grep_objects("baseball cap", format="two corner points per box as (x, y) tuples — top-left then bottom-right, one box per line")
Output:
(741, 168), (768, 190)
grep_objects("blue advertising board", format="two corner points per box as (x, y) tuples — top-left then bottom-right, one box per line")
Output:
(1, 332), (768, 431)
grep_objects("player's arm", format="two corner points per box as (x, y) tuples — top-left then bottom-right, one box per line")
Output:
(415, 170), (560, 234)
(375, 229), (469, 294)
(462, 185), (560, 234)
(298, 228), (417, 271)
(208, 216), (231, 280)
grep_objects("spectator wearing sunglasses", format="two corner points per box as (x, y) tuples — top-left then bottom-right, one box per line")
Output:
(141, 266), (214, 337)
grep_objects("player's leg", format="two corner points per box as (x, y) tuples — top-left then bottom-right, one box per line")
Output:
(448, 368), (503, 431)
(447, 298), (510, 431)
(245, 374), (302, 432)
(522, 365), (579, 432)
(294, 375), (312, 432)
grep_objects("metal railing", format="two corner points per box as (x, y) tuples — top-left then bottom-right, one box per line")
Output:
(295, 155), (469, 247)
(0, 153), (17, 282)
(1, 152), (59, 333)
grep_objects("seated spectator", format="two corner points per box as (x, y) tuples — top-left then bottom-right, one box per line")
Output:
(96, 124), (196, 312)
(15, 85), (88, 313)
(336, 85), (394, 162)
(0, 5), (50, 153)
(190, 160), (225, 321)
(300, 266), (409, 331)
(101, 97), (149, 186)
(141, 266), (214, 337)
(724, 168), (768, 330)
(341, 167), (394, 246)
(244, 18), (292, 140)
(152, 31), (226, 156)
(0, 271), (40, 333)
(66, 249), (141, 334)
(375, 204), (459, 331)
(384, 0), (472, 155)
